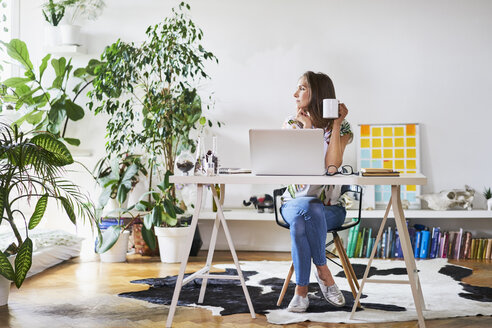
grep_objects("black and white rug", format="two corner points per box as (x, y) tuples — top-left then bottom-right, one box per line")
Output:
(119, 259), (492, 324)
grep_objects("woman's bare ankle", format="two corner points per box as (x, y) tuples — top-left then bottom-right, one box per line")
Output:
(295, 285), (308, 297)
(316, 265), (335, 286)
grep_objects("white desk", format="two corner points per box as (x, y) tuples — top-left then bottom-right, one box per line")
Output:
(166, 173), (427, 327)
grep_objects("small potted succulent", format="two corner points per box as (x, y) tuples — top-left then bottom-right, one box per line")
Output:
(484, 187), (492, 211)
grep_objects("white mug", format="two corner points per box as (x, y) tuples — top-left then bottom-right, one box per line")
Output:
(322, 99), (339, 119)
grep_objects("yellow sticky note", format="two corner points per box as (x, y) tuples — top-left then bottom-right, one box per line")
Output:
(361, 125), (370, 137)
(361, 138), (370, 148)
(407, 149), (416, 158)
(395, 149), (404, 158)
(395, 160), (405, 169)
(407, 170), (416, 174)
(372, 138), (381, 147)
(383, 160), (393, 169)
(407, 138), (416, 147)
(406, 160), (416, 169)
(395, 138), (404, 147)
(395, 127), (404, 136)
(383, 127), (393, 136)
(372, 149), (382, 158)
(372, 127), (381, 137)
(383, 138), (393, 147)
(383, 149), (393, 158)
(407, 185), (416, 191)
(406, 124), (416, 136)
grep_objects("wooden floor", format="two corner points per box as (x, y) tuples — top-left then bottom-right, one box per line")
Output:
(1, 251), (491, 328)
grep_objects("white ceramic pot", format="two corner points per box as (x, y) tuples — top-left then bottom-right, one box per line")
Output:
(99, 230), (130, 263)
(59, 24), (81, 45)
(487, 198), (492, 211)
(44, 25), (60, 46)
(0, 256), (15, 306)
(155, 226), (191, 263)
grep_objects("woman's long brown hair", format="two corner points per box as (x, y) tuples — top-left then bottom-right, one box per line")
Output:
(302, 71), (336, 130)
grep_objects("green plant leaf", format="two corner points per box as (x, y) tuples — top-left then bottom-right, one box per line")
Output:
(64, 100), (84, 121)
(163, 199), (176, 218)
(0, 189), (4, 225)
(39, 54), (51, 79)
(14, 237), (33, 288)
(24, 110), (45, 125)
(98, 186), (112, 208)
(199, 116), (206, 125)
(51, 57), (67, 78)
(1, 39), (33, 70)
(143, 213), (153, 230)
(141, 225), (156, 250)
(120, 164), (138, 189)
(116, 184), (129, 205)
(0, 252), (14, 281)
(96, 225), (122, 253)
(2, 77), (31, 88)
(28, 194), (48, 230)
(60, 197), (76, 224)
(62, 137), (80, 146)
(152, 205), (162, 226)
(30, 133), (74, 166)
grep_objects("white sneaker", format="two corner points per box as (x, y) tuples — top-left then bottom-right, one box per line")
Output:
(314, 270), (346, 307)
(287, 294), (309, 312)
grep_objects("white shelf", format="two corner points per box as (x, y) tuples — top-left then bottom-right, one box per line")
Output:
(196, 208), (492, 221)
(199, 209), (274, 221)
(346, 209), (492, 219)
(44, 45), (86, 54)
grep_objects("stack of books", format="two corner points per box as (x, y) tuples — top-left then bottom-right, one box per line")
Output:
(361, 168), (400, 177)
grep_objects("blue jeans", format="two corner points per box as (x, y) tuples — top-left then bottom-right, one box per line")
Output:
(280, 197), (346, 286)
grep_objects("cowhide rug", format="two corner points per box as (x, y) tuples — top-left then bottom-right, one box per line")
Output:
(118, 258), (492, 324)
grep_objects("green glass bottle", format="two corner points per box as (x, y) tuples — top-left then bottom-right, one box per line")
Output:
(212, 184), (221, 212)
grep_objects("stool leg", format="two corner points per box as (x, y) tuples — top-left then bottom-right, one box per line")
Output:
(333, 234), (360, 308)
(277, 262), (294, 306)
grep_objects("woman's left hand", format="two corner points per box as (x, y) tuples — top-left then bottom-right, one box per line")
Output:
(334, 103), (348, 126)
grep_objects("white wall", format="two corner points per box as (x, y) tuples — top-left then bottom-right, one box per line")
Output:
(15, 0), (492, 216)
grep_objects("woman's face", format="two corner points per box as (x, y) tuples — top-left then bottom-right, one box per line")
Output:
(293, 76), (311, 110)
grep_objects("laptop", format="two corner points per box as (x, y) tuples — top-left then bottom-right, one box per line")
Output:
(249, 129), (326, 176)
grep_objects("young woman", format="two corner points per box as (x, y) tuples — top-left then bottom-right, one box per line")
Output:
(281, 71), (353, 312)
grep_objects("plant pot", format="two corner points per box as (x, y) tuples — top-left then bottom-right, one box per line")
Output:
(99, 230), (130, 263)
(44, 25), (60, 46)
(487, 198), (492, 211)
(59, 24), (81, 45)
(132, 221), (159, 256)
(0, 256), (15, 306)
(155, 226), (191, 263)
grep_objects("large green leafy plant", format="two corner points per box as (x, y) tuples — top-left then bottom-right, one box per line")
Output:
(0, 39), (99, 146)
(88, 2), (218, 178)
(88, 3), (219, 249)
(0, 123), (94, 288)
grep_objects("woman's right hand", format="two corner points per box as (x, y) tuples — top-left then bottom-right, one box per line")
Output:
(296, 107), (312, 129)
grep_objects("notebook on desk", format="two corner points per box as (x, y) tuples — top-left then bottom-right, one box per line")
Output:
(249, 129), (326, 176)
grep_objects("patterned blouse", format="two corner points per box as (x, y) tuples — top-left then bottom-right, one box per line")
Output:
(281, 115), (353, 207)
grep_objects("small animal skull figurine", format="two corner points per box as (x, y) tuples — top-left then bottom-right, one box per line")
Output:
(417, 185), (475, 211)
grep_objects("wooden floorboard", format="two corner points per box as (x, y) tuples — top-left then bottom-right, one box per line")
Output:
(0, 251), (491, 327)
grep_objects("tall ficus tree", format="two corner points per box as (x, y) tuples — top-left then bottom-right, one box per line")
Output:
(88, 2), (219, 186)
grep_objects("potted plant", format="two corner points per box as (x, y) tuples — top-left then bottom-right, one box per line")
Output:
(88, 2), (219, 261)
(0, 38), (100, 147)
(59, 0), (106, 45)
(92, 154), (148, 262)
(0, 123), (95, 305)
(93, 153), (147, 212)
(484, 187), (492, 211)
(133, 171), (188, 263)
(42, 0), (65, 45)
